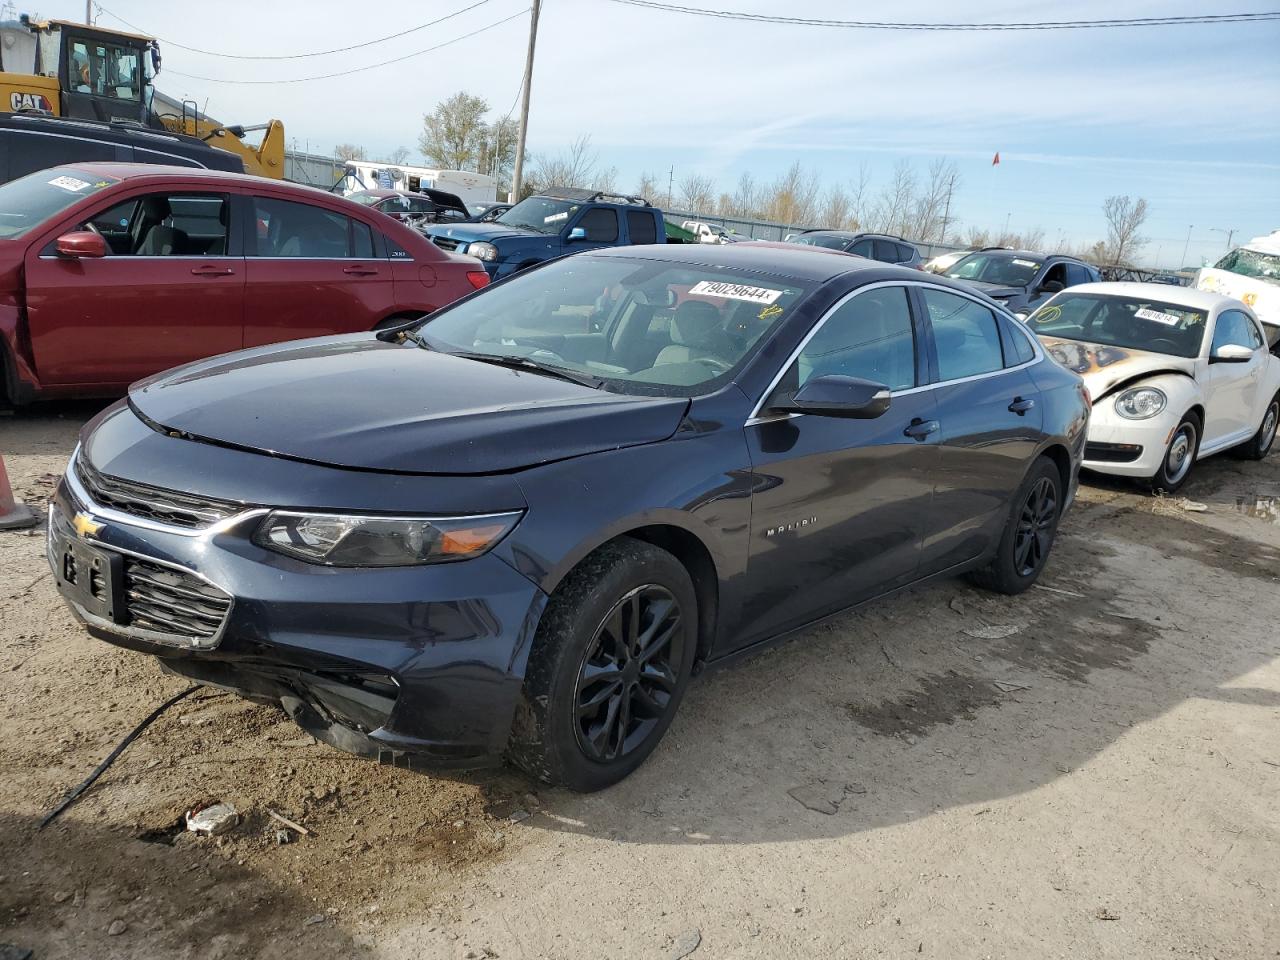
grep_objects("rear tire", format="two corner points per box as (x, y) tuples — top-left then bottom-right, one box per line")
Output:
(1238, 394), (1279, 461)
(967, 457), (1063, 596)
(1148, 413), (1200, 493)
(507, 538), (697, 792)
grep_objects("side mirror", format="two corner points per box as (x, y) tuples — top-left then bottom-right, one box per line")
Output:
(1040, 279), (1065, 294)
(55, 231), (107, 259)
(770, 374), (891, 419)
(567, 227), (587, 241)
(1210, 343), (1253, 363)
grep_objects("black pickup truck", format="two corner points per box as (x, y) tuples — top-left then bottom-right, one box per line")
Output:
(426, 188), (666, 280)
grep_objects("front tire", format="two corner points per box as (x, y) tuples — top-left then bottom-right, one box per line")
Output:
(1149, 413), (1200, 493)
(967, 457), (1063, 595)
(1239, 394), (1279, 461)
(507, 538), (698, 792)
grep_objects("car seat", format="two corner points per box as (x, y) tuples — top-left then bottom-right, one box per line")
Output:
(654, 300), (730, 365)
(132, 197), (188, 256)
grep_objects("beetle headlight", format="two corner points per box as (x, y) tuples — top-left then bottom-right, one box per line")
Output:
(467, 241), (499, 262)
(253, 511), (521, 566)
(1114, 386), (1166, 420)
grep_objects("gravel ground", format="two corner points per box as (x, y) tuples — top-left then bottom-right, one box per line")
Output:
(1, 401), (1277, 960)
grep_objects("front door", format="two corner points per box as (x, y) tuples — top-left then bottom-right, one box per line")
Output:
(1203, 308), (1266, 445)
(734, 284), (939, 649)
(915, 288), (1045, 575)
(23, 189), (243, 387)
(242, 195), (396, 348)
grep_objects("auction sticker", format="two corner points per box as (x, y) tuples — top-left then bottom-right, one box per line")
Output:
(544, 211), (569, 224)
(1012, 258), (1041, 269)
(1135, 307), (1181, 326)
(48, 175), (92, 192)
(688, 280), (782, 304)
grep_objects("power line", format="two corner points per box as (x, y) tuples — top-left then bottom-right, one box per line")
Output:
(96, 0), (500, 59)
(601, 1), (1280, 31)
(163, 10), (530, 85)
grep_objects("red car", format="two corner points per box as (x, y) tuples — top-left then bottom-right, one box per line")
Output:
(0, 164), (489, 403)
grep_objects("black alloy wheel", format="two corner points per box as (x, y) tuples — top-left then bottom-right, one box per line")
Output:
(573, 585), (684, 762)
(1013, 476), (1058, 578)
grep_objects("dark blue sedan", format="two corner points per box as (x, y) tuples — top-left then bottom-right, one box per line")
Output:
(51, 244), (1088, 790)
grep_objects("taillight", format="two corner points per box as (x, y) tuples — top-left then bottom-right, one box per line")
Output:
(1079, 382), (1092, 407)
(466, 271), (489, 290)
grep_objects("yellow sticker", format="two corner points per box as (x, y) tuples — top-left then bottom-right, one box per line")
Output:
(758, 304), (783, 321)
(1034, 305), (1062, 324)
(1243, 292), (1258, 307)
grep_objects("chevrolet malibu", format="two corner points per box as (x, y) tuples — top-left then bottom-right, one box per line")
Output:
(51, 245), (1088, 790)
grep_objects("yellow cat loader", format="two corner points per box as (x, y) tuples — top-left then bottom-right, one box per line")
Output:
(0, 15), (284, 178)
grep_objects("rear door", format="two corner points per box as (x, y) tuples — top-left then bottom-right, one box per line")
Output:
(242, 194), (396, 347)
(22, 187), (243, 387)
(916, 286), (1045, 576)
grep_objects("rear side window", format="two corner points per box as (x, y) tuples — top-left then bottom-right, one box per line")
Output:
(873, 238), (900, 263)
(794, 286), (916, 391)
(351, 219), (375, 258)
(897, 243), (917, 263)
(1064, 262), (1092, 286)
(998, 316), (1036, 365)
(626, 210), (657, 244)
(847, 238), (873, 257)
(578, 207), (619, 243)
(922, 288), (1005, 381)
(253, 197), (359, 258)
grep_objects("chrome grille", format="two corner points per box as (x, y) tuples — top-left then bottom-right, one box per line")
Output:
(76, 457), (242, 529)
(123, 558), (231, 644)
(431, 235), (462, 252)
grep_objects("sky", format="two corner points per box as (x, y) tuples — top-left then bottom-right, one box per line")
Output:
(33, 0), (1280, 267)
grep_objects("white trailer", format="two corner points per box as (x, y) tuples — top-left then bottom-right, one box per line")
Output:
(334, 162), (497, 209)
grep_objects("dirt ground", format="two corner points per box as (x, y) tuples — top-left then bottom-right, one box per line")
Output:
(1, 401), (1278, 960)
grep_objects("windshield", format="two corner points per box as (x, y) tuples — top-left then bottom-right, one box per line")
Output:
(789, 234), (849, 251)
(495, 196), (579, 234)
(419, 255), (813, 396)
(1028, 293), (1207, 358)
(1214, 247), (1280, 283)
(947, 253), (1042, 286)
(0, 169), (119, 240)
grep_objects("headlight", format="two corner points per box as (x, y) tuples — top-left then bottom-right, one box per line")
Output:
(467, 241), (498, 262)
(1114, 386), (1167, 420)
(253, 511), (521, 567)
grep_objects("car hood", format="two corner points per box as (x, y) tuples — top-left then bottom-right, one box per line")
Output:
(1037, 336), (1198, 398)
(950, 278), (1025, 299)
(426, 221), (543, 244)
(127, 337), (689, 475)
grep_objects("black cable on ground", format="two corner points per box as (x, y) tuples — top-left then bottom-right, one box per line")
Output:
(38, 685), (202, 831)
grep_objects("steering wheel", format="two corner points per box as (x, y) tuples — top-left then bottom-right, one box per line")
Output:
(1148, 337), (1180, 353)
(83, 221), (103, 237)
(694, 357), (732, 373)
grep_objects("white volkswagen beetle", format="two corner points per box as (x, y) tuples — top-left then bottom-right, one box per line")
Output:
(1027, 283), (1280, 492)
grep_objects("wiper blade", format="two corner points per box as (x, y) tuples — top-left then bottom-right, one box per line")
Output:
(450, 351), (604, 388)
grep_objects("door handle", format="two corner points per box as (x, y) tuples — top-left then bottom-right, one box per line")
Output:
(904, 418), (940, 441)
(190, 265), (235, 276)
(342, 265), (379, 276)
(1008, 396), (1036, 415)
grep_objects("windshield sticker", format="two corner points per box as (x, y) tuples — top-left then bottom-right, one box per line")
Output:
(1033, 305), (1062, 324)
(48, 175), (92, 193)
(1012, 258), (1040, 268)
(1135, 307), (1181, 326)
(544, 212), (569, 224)
(758, 303), (784, 321)
(688, 281), (782, 304)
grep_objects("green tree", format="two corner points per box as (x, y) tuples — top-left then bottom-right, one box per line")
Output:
(419, 92), (490, 171)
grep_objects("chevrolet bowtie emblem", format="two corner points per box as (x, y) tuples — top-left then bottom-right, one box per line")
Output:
(72, 512), (103, 539)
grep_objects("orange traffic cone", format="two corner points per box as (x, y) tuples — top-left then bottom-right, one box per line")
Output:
(0, 452), (38, 530)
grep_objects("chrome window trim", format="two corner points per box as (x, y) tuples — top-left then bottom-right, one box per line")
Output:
(745, 279), (1046, 425)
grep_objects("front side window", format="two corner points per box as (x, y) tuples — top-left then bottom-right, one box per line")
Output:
(793, 286), (916, 391)
(74, 192), (228, 256)
(578, 208), (619, 242)
(253, 197), (353, 258)
(419, 255), (814, 396)
(1028, 293), (1207, 359)
(922, 288), (1005, 380)
(1213, 310), (1263, 352)
(68, 38), (141, 101)
(847, 238), (873, 256)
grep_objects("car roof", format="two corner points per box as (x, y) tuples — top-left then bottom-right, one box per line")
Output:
(967, 248), (1086, 265)
(590, 242), (946, 284)
(1060, 281), (1241, 312)
(46, 161), (309, 188)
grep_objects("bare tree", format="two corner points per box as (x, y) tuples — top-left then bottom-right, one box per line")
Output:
(847, 162), (872, 231)
(678, 173), (716, 214)
(387, 146), (412, 166)
(419, 91), (490, 170)
(635, 171), (662, 202)
(334, 143), (365, 162)
(820, 185), (851, 229)
(870, 161), (918, 236)
(765, 162), (822, 225)
(1101, 195), (1149, 265)
(522, 136), (606, 199)
(907, 158), (960, 243)
(730, 171), (758, 218)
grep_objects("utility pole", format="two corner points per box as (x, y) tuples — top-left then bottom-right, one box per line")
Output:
(85, 0), (92, 24)
(1180, 224), (1193, 268)
(509, 0), (542, 202)
(1210, 227), (1236, 250)
(938, 173), (955, 245)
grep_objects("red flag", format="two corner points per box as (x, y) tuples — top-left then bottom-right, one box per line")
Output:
(992, 152), (1001, 166)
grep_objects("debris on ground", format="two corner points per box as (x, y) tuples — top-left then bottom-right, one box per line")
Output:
(275, 829), (292, 845)
(948, 596), (966, 615)
(961, 624), (1021, 640)
(0, 946), (34, 960)
(185, 802), (240, 836)
(668, 928), (702, 959)
(106, 920), (127, 936)
(1094, 907), (1121, 920)
(992, 680), (1031, 693)
(787, 780), (858, 815)
(303, 914), (327, 926)
(1033, 583), (1086, 598)
(268, 808), (310, 836)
